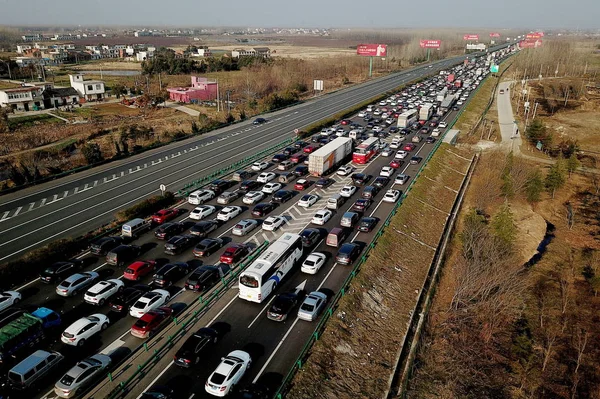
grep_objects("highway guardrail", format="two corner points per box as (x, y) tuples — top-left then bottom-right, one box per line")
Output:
(98, 239), (270, 399)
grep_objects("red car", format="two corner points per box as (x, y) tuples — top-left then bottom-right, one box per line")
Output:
(152, 208), (178, 224)
(389, 160), (402, 169)
(123, 260), (156, 281)
(403, 143), (416, 152)
(340, 119), (351, 125)
(130, 307), (173, 338)
(220, 244), (251, 264)
(294, 179), (312, 191)
(303, 145), (317, 154)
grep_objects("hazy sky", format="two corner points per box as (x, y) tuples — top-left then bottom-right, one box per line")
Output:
(0, 0), (598, 29)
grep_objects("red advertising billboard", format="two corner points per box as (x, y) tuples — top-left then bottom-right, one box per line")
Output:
(356, 44), (387, 57)
(489, 32), (501, 38)
(519, 39), (543, 48)
(526, 33), (542, 40)
(463, 34), (479, 41)
(419, 39), (441, 49)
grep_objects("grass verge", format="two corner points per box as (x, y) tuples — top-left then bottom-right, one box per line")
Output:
(286, 144), (474, 399)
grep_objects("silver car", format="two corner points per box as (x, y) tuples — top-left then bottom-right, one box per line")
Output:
(56, 272), (100, 297)
(298, 291), (328, 321)
(232, 219), (258, 236)
(54, 354), (112, 398)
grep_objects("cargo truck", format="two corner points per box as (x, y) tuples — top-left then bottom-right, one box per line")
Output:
(419, 104), (434, 121)
(438, 94), (456, 115)
(308, 137), (353, 176)
(0, 308), (61, 366)
(446, 73), (455, 83)
(436, 87), (448, 102)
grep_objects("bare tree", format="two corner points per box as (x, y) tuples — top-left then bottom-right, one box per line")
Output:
(571, 328), (589, 399)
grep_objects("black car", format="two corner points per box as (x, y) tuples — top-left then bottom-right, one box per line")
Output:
(154, 222), (186, 240)
(336, 243), (361, 265)
(293, 166), (309, 177)
(271, 154), (288, 163)
(310, 135), (321, 143)
(39, 260), (83, 283)
(363, 115), (373, 122)
(282, 147), (296, 156)
(185, 264), (230, 292)
(267, 291), (302, 322)
(400, 128), (410, 135)
(189, 220), (220, 237)
(373, 176), (390, 188)
(299, 228), (321, 248)
(164, 235), (199, 255)
(361, 185), (379, 199)
(452, 105), (460, 111)
(141, 385), (175, 399)
(352, 199), (372, 213)
(410, 156), (423, 165)
(206, 179), (235, 195)
(318, 138), (331, 145)
(271, 190), (293, 204)
(252, 202), (278, 217)
(106, 244), (142, 267)
(234, 383), (273, 399)
(366, 122), (374, 129)
(253, 118), (266, 125)
(153, 262), (190, 287)
(293, 141), (308, 150)
(240, 180), (261, 193)
(315, 178), (334, 188)
(357, 217), (378, 232)
(193, 238), (224, 258)
(351, 173), (370, 186)
(425, 136), (436, 144)
(109, 284), (152, 313)
(389, 126), (399, 134)
(89, 236), (123, 256)
(174, 327), (219, 368)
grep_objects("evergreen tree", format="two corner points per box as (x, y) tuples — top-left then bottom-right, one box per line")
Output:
(545, 162), (567, 198)
(492, 203), (517, 245)
(566, 153), (581, 177)
(525, 168), (544, 205)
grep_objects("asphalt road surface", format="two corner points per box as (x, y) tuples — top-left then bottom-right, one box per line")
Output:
(0, 45), (508, 264)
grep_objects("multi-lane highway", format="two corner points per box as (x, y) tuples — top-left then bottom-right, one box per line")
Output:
(0, 45), (508, 264)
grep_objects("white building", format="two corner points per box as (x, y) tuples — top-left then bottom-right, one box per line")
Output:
(69, 74), (106, 101)
(136, 51), (154, 62)
(16, 45), (32, 54)
(0, 86), (45, 111)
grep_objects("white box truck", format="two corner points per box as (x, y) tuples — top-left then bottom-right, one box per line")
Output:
(308, 137), (353, 176)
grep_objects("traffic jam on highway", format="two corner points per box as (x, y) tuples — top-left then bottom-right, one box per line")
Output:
(0, 52), (504, 399)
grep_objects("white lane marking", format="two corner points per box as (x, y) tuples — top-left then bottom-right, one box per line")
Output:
(247, 295), (276, 329)
(13, 206), (22, 216)
(94, 180), (98, 187)
(253, 317), (300, 383)
(1, 211), (10, 221)
(100, 339), (125, 355)
(40, 198), (47, 206)
(136, 361), (174, 399)
(73, 187), (79, 194)
(28, 202), (35, 211)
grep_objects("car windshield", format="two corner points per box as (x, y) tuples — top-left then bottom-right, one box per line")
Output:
(301, 302), (315, 312)
(59, 374), (76, 386)
(44, 268), (56, 274)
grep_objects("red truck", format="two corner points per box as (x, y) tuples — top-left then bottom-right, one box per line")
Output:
(447, 73), (455, 83)
(454, 80), (462, 88)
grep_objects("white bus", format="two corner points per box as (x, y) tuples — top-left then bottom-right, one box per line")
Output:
(238, 233), (304, 303)
(397, 109), (418, 128)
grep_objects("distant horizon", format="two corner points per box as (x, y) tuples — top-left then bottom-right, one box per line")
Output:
(0, 0), (598, 30)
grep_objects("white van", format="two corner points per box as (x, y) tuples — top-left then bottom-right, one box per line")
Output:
(121, 218), (152, 238)
(8, 350), (63, 390)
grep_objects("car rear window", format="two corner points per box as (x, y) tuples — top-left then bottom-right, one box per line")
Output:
(60, 374), (76, 386)
(134, 319), (149, 329)
(210, 373), (227, 385)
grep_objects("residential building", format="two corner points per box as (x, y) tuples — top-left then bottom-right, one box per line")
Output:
(21, 34), (43, 42)
(16, 45), (32, 54)
(69, 74), (105, 101)
(167, 76), (218, 103)
(136, 51), (154, 62)
(231, 47), (270, 59)
(42, 87), (80, 108)
(0, 86), (45, 111)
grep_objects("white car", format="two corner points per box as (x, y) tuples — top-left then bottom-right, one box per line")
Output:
(301, 252), (327, 274)
(243, 191), (265, 205)
(262, 216), (286, 232)
(298, 194), (319, 208)
(394, 174), (409, 185)
(262, 182), (282, 194)
(84, 279), (124, 306)
(372, 125), (383, 133)
(189, 205), (216, 220)
(395, 150), (408, 159)
(232, 219), (258, 236)
(339, 186), (357, 198)
(129, 289), (171, 318)
(257, 172), (276, 183)
(386, 118), (395, 125)
(431, 128), (441, 137)
(438, 121), (448, 128)
(216, 206), (242, 222)
(383, 189), (401, 203)
(357, 111), (366, 117)
(380, 166), (394, 177)
(251, 161), (269, 171)
(457, 101), (464, 105)
(188, 189), (216, 205)
(311, 209), (332, 225)
(0, 291), (21, 312)
(381, 147), (393, 157)
(61, 314), (109, 346)
(390, 141), (401, 149)
(337, 165), (354, 176)
(205, 350), (252, 397)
